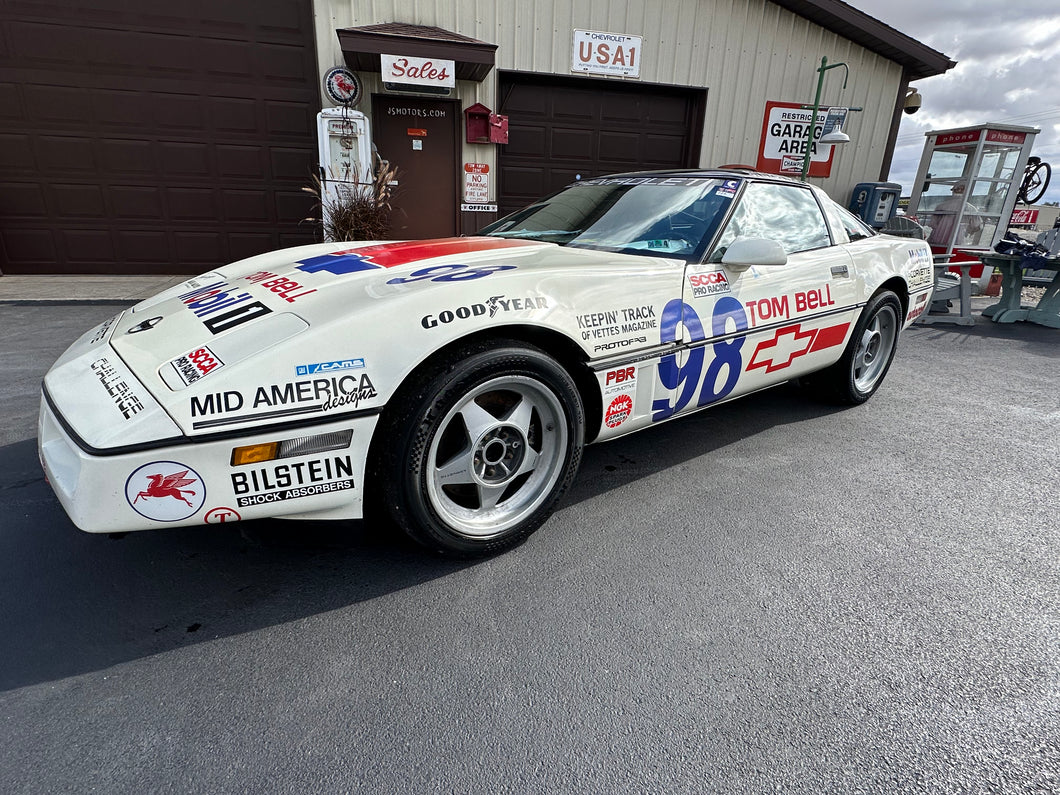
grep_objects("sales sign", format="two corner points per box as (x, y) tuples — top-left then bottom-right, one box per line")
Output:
(756, 101), (837, 178)
(381, 54), (455, 89)
(572, 29), (642, 78)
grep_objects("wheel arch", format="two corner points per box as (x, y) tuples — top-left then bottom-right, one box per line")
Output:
(369, 324), (603, 459)
(874, 276), (909, 319)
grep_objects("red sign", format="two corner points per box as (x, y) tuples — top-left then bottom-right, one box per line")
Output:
(935, 130), (980, 147)
(464, 163), (489, 174)
(987, 129), (1027, 145)
(756, 101), (836, 178)
(1010, 208), (1039, 225)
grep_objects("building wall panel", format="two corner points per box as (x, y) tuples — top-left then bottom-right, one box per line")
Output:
(316, 0), (905, 207)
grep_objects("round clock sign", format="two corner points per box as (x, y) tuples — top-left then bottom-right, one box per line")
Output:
(324, 66), (362, 106)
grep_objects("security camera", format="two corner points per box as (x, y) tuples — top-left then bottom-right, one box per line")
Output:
(904, 88), (922, 115)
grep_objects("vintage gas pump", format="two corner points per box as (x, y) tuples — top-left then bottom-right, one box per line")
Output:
(849, 182), (901, 228)
(905, 123), (1039, 291)
(315, 107), (373, 213)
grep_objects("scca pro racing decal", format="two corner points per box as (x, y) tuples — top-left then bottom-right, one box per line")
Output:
(169, 345), (224, 387)
(746, 322), (849, 373)
(126, 462), (206, 522)
(295, 238), (537, 278)
(652, 297), (750, 421)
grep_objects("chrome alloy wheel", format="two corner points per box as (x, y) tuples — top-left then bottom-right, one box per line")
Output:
(425, 375), (568, 539)
(852, 304), (898, 393)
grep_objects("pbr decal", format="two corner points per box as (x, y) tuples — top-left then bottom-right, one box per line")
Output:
(231, 455), (355, 507)
(126, 462), (206, 522)
(605, 394), (633, 428)
(170, 345), (224, 387)
(296, 358), (365, 376)
(90, 357), (144, 419)
(688, 271), (731, 298)
(747, 322), (850, 373)
(576, 305), (657, 341)
(603, 366), (636, 396)
(421, 295), (548, 328)
(190, 374), (378, 429)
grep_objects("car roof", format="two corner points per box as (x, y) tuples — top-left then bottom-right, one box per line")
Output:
(580, 167), (810, 188)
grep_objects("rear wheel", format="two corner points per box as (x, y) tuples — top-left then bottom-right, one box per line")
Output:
(376, 340), (584, 556)
(805, 290), (901, 405)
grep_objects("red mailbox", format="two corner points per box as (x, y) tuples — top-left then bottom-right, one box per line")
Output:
(464, 103), (509, 145)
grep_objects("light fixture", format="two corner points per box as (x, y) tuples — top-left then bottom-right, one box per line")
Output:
(820, 122), (850, 145)
(800, 56), (850, 182)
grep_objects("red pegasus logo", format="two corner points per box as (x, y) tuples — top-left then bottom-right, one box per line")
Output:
(133, 470), (198, 507)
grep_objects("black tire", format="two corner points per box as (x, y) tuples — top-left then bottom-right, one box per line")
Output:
(375, 340), (584, 556)
(1019, 161), (1051, 204)
(803, 290), (902, 405)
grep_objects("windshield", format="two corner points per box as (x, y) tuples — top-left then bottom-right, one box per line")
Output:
(480, 176), (739, 259)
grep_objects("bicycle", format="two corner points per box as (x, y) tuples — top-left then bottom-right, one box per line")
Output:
(1016, 155), (1051, 204)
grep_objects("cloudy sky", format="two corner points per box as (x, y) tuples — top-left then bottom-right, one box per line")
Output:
(848, 0), (1060, 204)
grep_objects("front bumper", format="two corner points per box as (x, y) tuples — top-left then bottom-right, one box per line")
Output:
(38, 393), (378, 533)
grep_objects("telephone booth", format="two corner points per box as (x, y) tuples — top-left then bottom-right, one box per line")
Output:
(906, 123), (1039, 290)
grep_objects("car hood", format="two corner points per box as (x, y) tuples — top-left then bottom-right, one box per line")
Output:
(49, 236), (671, 446)
(109, 237), (553, 385)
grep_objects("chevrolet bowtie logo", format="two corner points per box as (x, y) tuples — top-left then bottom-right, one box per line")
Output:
(127, 316), (163, 334)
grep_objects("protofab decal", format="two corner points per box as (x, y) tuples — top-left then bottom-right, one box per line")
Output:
(126, 462), (206, 522)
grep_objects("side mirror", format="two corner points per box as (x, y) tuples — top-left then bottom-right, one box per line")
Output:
(721, 237), (788, 269)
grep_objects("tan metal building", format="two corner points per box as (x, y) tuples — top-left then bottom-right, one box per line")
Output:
(0, 0), (952, 274)
(315, 0), (953, 240)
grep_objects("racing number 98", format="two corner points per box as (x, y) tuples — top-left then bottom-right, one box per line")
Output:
(651, 297), (748, 422)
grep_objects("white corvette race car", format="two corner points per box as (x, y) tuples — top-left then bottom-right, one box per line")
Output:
(39, 170), (933, 555)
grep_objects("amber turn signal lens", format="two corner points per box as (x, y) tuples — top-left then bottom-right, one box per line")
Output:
(230, 442), (279, 466)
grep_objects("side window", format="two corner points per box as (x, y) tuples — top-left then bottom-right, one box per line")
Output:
(824, 200), (876, 243)
(709, 182), (832, 260)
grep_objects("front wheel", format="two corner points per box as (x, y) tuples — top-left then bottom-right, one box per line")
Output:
(376, 340), (585, 556)
(804, 290), (901, 405)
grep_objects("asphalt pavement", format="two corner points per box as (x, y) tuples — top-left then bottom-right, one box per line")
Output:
(1, 298), (1058, 794)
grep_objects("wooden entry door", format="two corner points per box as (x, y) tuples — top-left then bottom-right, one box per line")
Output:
(372, 95), (459, 239)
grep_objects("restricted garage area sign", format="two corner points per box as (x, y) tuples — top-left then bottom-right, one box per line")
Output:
(756, 100), (837, 178)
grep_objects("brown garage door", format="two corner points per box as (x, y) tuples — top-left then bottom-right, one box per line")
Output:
(0, 0), (320, 275)
(496, 74), (705, 217)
